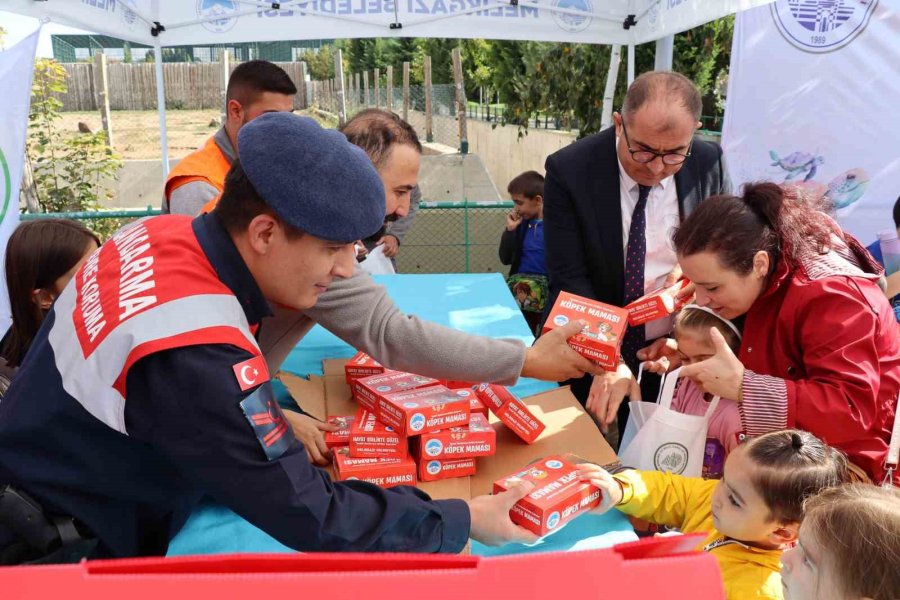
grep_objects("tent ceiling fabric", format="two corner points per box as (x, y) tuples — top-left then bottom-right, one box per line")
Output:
(6, 0), (773, 47)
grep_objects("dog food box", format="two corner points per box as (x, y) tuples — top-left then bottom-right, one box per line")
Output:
(324, 415), (354, 449)
(333, 447), (416, 489)
(344, 351), (385, 384)
(412, 413), (496, 460)
(469, 395), (489, 417)
(348, 408), (407, 458)
(542, 292), (629, 371)
(378, 385), (471, 436)
(352, 371), (439, 412)
(475, 383), (545, 444)
(416, 457), (478, 482)
(625, 279), (692, 326)
(493, 455), (602, 536)
(443, 383), (488, 417)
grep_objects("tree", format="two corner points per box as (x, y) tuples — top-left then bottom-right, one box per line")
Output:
(25, 59), (122, 237)
(500, 16), (735, 137)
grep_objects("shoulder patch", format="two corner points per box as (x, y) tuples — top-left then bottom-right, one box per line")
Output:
(233, 355), (269, 391)
(240, 384), (293, 461)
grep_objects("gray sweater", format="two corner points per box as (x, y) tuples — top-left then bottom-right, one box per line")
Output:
(259, 267), (527, 385)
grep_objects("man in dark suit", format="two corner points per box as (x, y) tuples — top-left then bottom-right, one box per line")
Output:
(543, 71), (731, 441)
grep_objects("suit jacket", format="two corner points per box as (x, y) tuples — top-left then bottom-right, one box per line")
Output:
(543, 126), (731, 312)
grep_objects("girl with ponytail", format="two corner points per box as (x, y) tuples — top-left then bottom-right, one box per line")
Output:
(660, 182), (899, 483)
(580, 429), (849, 600)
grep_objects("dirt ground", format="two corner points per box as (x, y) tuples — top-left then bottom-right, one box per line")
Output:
(55, 109), (337, 160)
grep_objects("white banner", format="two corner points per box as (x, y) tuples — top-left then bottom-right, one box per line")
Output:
(4, 0), (774, 47)
(723, 0), (898, 245)
(0, 29), (40, 331)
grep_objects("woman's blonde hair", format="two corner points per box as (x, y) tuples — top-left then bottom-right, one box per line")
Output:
(802, 484), (900, 599)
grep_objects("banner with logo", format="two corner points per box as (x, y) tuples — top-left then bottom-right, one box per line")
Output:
(723, 0), (898, 245)
(0, 29), (40, 331)
(5, 0), (773, 47)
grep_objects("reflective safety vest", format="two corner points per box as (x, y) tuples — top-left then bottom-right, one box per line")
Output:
(50, 215), (260, 433)
(164, 135), (232, 207)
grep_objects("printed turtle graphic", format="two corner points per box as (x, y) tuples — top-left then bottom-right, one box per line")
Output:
(825, 168), (869, 210)
(769, 150), (824, 182)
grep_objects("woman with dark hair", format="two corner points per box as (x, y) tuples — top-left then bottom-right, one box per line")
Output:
(664, 182), (899, 483)
(1, 219), (100, 374)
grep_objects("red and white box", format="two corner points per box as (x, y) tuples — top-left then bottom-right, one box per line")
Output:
(352, 371), (439, 411)
(333, 448), (416, 489)
(344, 351), (385, 383)
(624, 279), (692, 326)
(542, 292), (629, 371)
(324, 415), (354, 449)
(416, 456), (478, 482)
(493, 455), (602, 537)
(475, 383), (545, 444)
(349, 408), (407, 458)
(444, 380), (478, 390)
(469, 395), (489, 418)
(412, 413), (496, 460)
(378, 386), (471, 436)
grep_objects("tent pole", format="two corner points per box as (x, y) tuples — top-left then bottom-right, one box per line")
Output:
(154, 38), (170, 181)
(601, 44), (621, 130)
(627, 43), (635, 85)
(654, 35), (674, 71)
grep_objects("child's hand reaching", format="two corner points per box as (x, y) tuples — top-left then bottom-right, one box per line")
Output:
(577, 463), (624, 514)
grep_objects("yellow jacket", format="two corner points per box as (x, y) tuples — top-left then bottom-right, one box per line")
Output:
(613, 470), (784, 600)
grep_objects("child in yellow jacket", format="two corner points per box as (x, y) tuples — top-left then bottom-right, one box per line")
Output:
(579, 430), (849, 600)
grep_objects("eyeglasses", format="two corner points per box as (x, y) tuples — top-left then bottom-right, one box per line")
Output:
(620, 117), (693, 166)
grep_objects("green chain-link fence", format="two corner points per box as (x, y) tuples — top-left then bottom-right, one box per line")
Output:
(21, 202), (516, 275)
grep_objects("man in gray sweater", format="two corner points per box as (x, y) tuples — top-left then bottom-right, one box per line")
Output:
(171, 106), (600, 461)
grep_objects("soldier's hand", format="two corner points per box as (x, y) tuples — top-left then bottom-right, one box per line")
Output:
(283, 412), (336, 466)
(467, 480), (538, 546)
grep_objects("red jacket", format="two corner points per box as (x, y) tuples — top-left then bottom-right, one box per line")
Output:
(738, 235), (900, 483)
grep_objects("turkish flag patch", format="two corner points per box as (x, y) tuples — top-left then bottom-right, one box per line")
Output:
(233, 356), (270, 391)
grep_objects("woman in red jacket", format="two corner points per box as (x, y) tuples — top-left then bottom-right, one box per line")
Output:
(669, 182), (899, 483)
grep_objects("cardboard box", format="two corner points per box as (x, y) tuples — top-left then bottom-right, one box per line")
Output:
(349, 408), (408, 458)
(542, 292), (629, 371)
(379, 385), (472, 436)
(333, 447), (416, 489)
(417, 457), (478, 482)
(475, 383), (545, 444)
(344, 351), (385, 383)
(324, 415), (354, 449)
(444, 380), (478, 390)
(352, 371), (439, 412)
(412, 413), (496, 460)
(624, 279), (692, 326)
(493, 455), (602, 536)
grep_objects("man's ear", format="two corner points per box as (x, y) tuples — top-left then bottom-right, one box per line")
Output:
(226, 98), (244, 123)
(533, 194), (543, 205)
(613, 111), (623, 135)
(245, 214), (279, 256)
(768, 521), (799, 547)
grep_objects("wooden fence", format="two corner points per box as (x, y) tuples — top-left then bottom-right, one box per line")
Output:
(55, 61), (308, 112)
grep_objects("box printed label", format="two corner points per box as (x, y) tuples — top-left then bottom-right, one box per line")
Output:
(542, 292), (629, 371)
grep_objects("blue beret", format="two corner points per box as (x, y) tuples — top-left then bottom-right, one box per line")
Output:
(237, 113), (385, 243)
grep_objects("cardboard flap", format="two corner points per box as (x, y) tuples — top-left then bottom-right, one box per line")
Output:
(278, 372), (326, 420)
(472, 386), (616, 496)
(323, 358), (349, 377)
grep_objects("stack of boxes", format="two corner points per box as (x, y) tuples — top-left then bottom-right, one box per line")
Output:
(331, 352), (504, 487)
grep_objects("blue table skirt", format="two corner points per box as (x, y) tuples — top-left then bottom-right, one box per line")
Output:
(168, 273), (635, 557)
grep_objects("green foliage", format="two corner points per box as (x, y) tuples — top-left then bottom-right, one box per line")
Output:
(497, 16), (735, 136)
(26, 59), (123, 239)
(298, 45), (340, 80)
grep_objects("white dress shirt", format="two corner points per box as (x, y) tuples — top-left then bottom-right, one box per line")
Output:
(617, 154), (680, 341)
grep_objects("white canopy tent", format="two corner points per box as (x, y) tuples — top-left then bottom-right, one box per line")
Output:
(5, 0), (773, 174)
